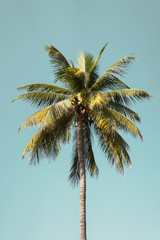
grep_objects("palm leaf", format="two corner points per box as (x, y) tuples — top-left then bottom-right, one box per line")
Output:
(87, 66), (99, 89)
(77, 52), (97, 74)
(60, 67), (86, 93)
(93, 120), (131, 174)
(18, 83), (72, 94)
(90, 108), (130, 150)
(101, 107), (142, 139)
(88, 91), (109, 110)
(22, 127), (61, 164)
(88, 42), (109, 74)
(44, 45), (70, 68)
(23, 106), (75, 164)
(89, 73), (129, 92)
(18, 104), (54, 132)
(88, 91), (142, 123)
(77, 52), (87, 72)
(90, 56), (135, 91)
(44, 45), (70, 82)
(103, 89), (152, 105)
(107, 101), (141, 122)
(12, 92), (71, 107)
(106, 56), (135, 77)
(18, 99), (72, 132)
(77, 52), (99, 89)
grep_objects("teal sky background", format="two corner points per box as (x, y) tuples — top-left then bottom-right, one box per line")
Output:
(0, 0), (160, 239)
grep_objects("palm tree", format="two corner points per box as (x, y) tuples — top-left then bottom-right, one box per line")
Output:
(12, 43), (151, 240)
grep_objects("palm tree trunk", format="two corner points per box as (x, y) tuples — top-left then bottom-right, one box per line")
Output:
(77, 114), (87, 240)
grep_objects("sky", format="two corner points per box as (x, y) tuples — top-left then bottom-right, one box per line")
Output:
(0, 0), (160, 239)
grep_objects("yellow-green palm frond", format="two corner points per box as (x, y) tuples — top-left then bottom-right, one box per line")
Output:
(103, 89), (152, 105)
(88, 91), (109, 110)
(77, 52), (87, 72)
(44, 45), (70, 67)
(90, 107), (140, 172)
(17, 83), (72, 94)
(77, 52), (97, 73)
(22, 127), (61, 164)
(107, 101), (141, 122)
(42, 99), (73, 131)
(90, 107), (136, 148)
(18, 99), (72, 132)
(107, 134), (132, 174)
(93, 120), (131, 174)
(106, 56), (136, 77)
(88, 66), (99, 89)
(90, 56), (135, 91)
(52, 107), (74, 145)
(12, 91), (72, 107)
(88, 42), (109, 75)
(60, 67), (87, 93)
(90, 109), (115, 134)
(90, 73), (129, 92)
(18, 104), (54, 132)
(22, 106), (75, 164)
(89, 91), (141, 122)
(101, 107), (142, 139)
(77, 52), (99, 89)
(44, 45), (70, 81)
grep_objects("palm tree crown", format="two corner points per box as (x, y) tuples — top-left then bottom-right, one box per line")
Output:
(13, 43), (151, 183)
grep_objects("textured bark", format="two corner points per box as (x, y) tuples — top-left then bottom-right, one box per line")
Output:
(77, 114), (87, 240)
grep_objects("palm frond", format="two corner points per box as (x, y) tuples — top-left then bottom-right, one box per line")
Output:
(76, 52), (99, 89)
(22, 127), (61, 164)
(18, 99), (72, 132)
(17, 83), (72, 94)
(90, 104), (142, 141)
(88, 91), (109, 110)
(107, 101), (141, 122)
(22, 106), (75, 164)
(105, 56), (136, 77)
(88, 42), (109, 74)
(77, 52), (98, 73)
(90, 73), (129, 92)
(93, 120), (131, 174)
(44, 45), (70, 81)
(90, 108), (130, 151)
(101, 107), (142, 139)
(77, 52), (87, 72)
(18, 104), (54, 132)
(90, 56), (135, 91)
(103, 89), (152, 105)
(12, 92), (72, 107)
(87, 66), (99, 89)
(60, 67), (86, 93)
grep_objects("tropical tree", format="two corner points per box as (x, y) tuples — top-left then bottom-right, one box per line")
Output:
(12, 43), (151, 240)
